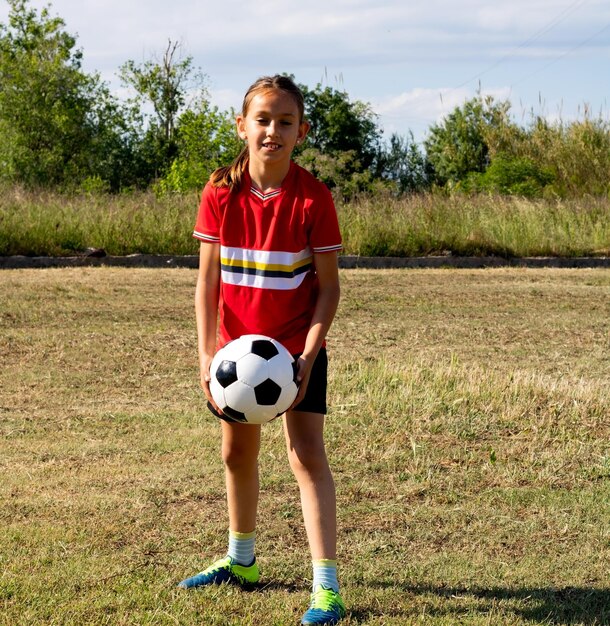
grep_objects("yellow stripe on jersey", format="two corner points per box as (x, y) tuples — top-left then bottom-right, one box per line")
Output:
(221, 256), (313, 273)
(220, 246), (313, 291)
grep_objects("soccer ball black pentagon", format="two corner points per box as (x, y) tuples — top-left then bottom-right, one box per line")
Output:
(209, 334), (298, 424)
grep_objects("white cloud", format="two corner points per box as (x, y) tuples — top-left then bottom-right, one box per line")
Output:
(2, 0), (609, 140)
(4, 0), (608, 71)
(372, 85), (514, 141)
(208, 87), (242, 113)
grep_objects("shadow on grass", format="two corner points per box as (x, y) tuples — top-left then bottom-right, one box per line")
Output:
(251, 580), (302, 593)
(351, 581), (609, 625)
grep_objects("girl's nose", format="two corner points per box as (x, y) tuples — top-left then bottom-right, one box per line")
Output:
(266, 121), (280, 137)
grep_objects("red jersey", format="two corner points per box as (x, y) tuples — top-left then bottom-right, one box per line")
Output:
(193, 161), (342, 354)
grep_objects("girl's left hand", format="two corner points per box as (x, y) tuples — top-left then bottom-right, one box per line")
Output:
(289, 355), (313, 410)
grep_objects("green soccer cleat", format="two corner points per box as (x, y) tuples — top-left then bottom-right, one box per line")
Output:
(177, 556), (260, 589)
(301, 585), (346, 625)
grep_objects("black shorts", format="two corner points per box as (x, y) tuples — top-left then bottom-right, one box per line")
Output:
(292, 347), (328, 415)
(207, 347), (328, 419)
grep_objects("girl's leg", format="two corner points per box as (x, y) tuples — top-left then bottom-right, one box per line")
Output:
(284, 411), (346, 623)
(177, 420), (262, 589)
(221, 420), (261, 533)
(283, 410), (336, 560)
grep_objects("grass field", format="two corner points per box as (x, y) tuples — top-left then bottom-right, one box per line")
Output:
(1, 267), (609, 625)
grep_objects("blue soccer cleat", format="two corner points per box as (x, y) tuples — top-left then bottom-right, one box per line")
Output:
(177, 556), (259, 589)
(301, 585), (346, 625)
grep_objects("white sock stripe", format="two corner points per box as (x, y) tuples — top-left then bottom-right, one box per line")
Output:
(312, 562), (339, 593)
(228, 532), (256, 566)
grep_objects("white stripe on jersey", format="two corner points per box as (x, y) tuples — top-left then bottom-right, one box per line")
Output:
(220, 246), (313, 291)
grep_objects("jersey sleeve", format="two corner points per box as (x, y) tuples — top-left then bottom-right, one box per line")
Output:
(309, 183), (342, 254)
(193, 183), (221, 243)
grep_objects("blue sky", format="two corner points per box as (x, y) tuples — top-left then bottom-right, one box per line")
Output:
(2, 0), (609, 142)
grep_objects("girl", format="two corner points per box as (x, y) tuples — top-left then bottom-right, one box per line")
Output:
(178, 75), (345, 626)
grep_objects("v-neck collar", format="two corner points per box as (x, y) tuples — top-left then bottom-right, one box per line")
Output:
(250, 186), (282, 202)
(245, 162), (296, 202)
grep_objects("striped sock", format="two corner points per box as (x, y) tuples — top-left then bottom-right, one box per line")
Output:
(227, 530), (256, 566)
(312, 559), (339, 593)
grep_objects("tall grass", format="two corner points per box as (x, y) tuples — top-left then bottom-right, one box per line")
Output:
(0, 186), (609, 257)
(340, 193), (609, 257)
(486, 107), (610, 198)
(0, 187), (200, 257)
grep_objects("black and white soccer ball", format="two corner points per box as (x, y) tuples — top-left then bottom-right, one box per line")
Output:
(209, 334), (298, 424)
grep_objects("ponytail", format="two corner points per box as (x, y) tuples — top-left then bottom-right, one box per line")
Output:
(209, 146), (249, 190)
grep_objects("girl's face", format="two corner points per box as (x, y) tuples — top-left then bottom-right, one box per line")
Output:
(236, 89), (309, 169)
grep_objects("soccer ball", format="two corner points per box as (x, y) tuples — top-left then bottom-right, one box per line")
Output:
(209, 334), (298, 424)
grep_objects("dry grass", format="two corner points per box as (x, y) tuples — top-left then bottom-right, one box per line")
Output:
(1, 267), (609, 625)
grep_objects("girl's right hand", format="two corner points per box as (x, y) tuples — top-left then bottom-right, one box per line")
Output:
(200, 356), (222, 414)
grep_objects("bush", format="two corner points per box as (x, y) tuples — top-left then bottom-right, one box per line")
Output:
(485, 110), (610, 199)
(463, 156), (555, 198)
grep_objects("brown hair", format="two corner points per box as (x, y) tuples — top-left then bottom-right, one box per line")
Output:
(209, 75), (305, 190)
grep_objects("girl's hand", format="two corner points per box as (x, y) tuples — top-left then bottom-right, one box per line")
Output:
(289, 355), (314, 410)
(200, 355), (222, 414)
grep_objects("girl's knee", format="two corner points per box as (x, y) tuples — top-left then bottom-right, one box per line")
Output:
(221, 423), (260, 471)
(222, 440), (259, 472)
(287, 440), (328, 477)
(284, 411), (327, 475)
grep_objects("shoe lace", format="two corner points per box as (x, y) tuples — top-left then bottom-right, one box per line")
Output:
(203, 556), (232, 575)
(309, 586), (339, 611)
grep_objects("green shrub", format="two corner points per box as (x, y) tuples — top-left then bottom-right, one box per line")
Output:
(464, 156), (555, 198)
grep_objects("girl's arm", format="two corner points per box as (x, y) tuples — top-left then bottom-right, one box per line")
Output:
(195, 241), (221, 410)
(291, 250), (341, 407)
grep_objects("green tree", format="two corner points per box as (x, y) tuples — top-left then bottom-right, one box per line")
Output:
(375, 132), (431, 194)
(424, 95), (512, 187)
(294, 82), (383, 196)
(0, 0), (127, 188)
(156, 101), (242, 193)
(86, 96), (150, 191)
(119, 40), (204, 181)
(296, 147), (380, 199)
(300, 83), (381, 167)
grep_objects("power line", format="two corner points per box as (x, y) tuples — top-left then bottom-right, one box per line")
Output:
(453, 0), (591, 90)
(512, 20), (610, 86)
